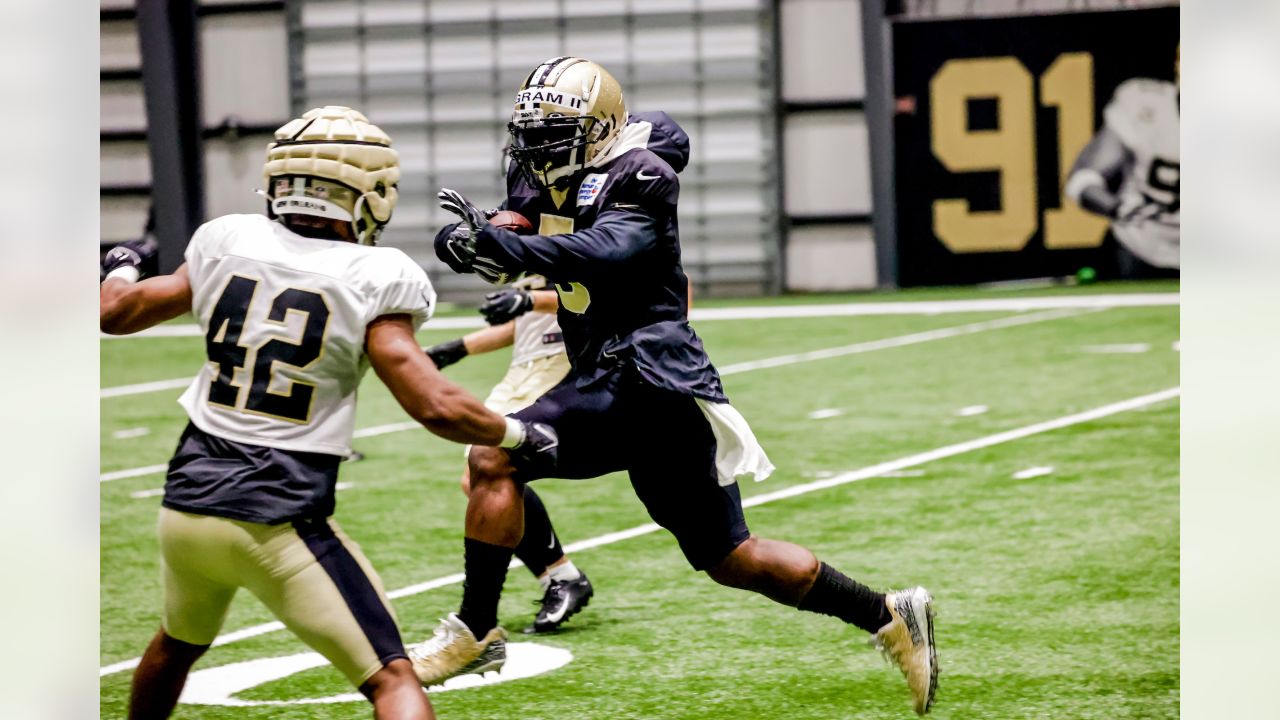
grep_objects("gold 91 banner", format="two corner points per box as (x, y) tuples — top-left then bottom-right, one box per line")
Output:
(891, 7), (1178, 286)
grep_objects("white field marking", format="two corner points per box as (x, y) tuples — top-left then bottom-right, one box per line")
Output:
(1081, 343), (1151, 354)
(99, 386), (1179, 678)
(1012, 466), (1055, 480)
(956, 405), (989, 417)
(101, 308), (1093, 483)
(352, 421), (420, 439)
(717, 307), (1095, 376)
(101, 377), (192, 398)
(807, 408), (845, 420)
(99, 292), (1180, 342)
(101, 463), (169, 483)
(179, 642), (573, 707)
(879, 469), (926, 478)
(112, 427), (151, 440)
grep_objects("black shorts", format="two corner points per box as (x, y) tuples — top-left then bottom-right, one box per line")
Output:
(511, 369), (750, 570)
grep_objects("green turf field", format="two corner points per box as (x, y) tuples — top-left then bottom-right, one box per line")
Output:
(100, 282), (1179, 719)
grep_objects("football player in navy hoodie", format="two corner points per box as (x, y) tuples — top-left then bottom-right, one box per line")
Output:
(413, 57), (939, 716)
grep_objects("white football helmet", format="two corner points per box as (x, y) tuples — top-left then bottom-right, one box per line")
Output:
(263, 106), (399, 245)
(508, 57), (627, 190)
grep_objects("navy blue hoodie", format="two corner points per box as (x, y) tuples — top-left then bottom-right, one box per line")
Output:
(438, 111), (725, 401)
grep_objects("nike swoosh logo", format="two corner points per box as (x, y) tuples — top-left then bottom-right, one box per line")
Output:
(544, 595), (572, 623)
(636, 170), (660, 181)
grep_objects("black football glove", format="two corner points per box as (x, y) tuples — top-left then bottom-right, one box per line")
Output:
(436, 223), (478, 274)
(424, 338), (469, 370)
(506, 421), (559, 471)
(437, 188), (516, 284)
(101, 237), (159, 282)
(479, 288), (535, 325)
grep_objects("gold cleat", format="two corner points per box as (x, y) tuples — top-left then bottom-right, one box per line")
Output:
(409, 613), (508, 687)
(872, 587), (938, 715)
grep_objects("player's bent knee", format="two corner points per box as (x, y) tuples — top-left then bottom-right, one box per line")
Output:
(704, 537), (759, 588)
(467, 446), (515, 487)
(359, 658), (420, 700)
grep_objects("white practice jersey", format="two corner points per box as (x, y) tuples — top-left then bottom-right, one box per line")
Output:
(510, 275), (565, 366)
(512, 312), (565, 365)
(1104, 78), (1180, 268)
(178, 214), (435, 456)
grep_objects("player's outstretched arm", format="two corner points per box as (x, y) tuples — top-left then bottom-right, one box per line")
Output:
(368, 314), (514, 446)
(1065, 127), (1133, 219)
(423, 322), (516, 369)
(475, 205), (660, 278)
(531, 289), (558, 313)
(100, 265), (193, 335)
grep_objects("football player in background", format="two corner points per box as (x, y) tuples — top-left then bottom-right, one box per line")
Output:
(412, 57), (939, 715)
(424, 277), (595, 635)
(99, 106), (556, 720)
(1066, 56), (1180, 277)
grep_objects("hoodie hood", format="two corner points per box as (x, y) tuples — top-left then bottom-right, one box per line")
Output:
(587, 110), (691, 175)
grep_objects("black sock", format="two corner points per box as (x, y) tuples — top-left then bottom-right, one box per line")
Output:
(513, 486), (564, 578)
(459, 537), (513, 638)
(798, 562), (891, 633)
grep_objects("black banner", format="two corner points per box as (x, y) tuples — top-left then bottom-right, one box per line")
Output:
(892, 8), (1178, 286)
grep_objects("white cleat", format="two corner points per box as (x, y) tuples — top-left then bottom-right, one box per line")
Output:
(873, 587), (938, 715)
(408, 613), (507, 687)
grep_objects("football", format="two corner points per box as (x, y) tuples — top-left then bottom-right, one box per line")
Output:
(488, 210), (534, 235)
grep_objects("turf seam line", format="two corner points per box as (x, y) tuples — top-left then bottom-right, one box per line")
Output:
(100, 308), (1094, 483)
(98, 385), (1179, 677)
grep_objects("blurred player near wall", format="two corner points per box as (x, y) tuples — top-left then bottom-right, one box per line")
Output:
(412, 57), (940, 715)
(1066, 55), (1180, 277)
(99, 106), (556, 720)
(424, 276), (594, 634)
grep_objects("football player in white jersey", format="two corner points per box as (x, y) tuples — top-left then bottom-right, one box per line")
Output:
(425, 276), (594, 634)
(99, 106), (556, 720)
(1066, 71), (1180, 274)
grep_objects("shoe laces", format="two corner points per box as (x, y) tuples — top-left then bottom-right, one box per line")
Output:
(533, 580), (570, 609)
(410, 619), (458, 660)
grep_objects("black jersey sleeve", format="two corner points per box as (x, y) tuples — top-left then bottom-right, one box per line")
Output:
(474, 204), (659, 280)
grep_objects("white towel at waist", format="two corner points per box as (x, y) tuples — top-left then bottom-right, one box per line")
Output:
(695, 399), (776, 486)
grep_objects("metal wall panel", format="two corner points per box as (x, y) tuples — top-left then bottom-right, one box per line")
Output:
(289, 0), (777, 297)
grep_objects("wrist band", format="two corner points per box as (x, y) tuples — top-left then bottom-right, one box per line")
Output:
(499, 417), (525, 449)
(105, 266), (140, 284)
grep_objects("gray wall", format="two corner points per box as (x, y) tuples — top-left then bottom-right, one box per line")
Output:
(779, 0), (876, 291)
(100, 1), (290, 247)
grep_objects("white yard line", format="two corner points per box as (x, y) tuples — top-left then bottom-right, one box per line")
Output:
(716, 307), (1093, 375)
(99, 386), (1179, 677)
(112, 427), (152, 440)
(101, 464), (169, 483)
(100, 292), (1179, 341)
(100, 308), (1091, 483)
(98, 295), (1171, 397)
(1080, 343), (1151, 354)
(689, 292), (1176, 321)
(101, 377), (193, 398)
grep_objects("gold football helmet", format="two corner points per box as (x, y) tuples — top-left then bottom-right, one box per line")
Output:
(508, 57), (627, 190)
(263, 106), (400, 245)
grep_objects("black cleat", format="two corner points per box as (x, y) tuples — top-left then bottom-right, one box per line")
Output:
(523, 573), (594, 634)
